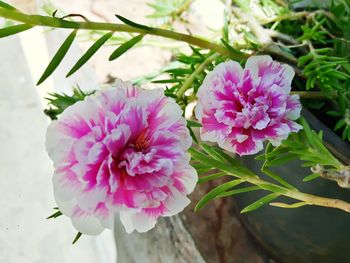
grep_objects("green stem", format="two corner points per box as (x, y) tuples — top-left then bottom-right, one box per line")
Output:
(176, 53), (219, 99)
(261, 11), (309, 24)
(245, 174), (350, 213)
(0, 8), (243, 59)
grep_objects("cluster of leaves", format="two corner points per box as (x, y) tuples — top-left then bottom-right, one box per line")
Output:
(256, 118), (343, 182)
(44, 86), (93, 120)
(147, 0), (192, 27)
(146, 47), (223, 105)
(296, 1), (350, 140)
(189, 143), (285, 213)
(266, 0), (350, 142)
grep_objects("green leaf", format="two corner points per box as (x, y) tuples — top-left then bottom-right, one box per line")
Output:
(115, 14), (153, 31)
(198, 172), (226, 184)
(109, 34), (144, 61)
(188, 126), (198, 144)
(37, 30), (77, 85)
(216, 186), (260, 198)
(261, 167), (297, 190)
(240, 193), (280, 213)
(220, 38), (245, 59)
(187, 120), (202, 127)
(67, 32), (113, 77)
(265, 154), (298, 167)
(335, 119), (346, 131)
(200, 144), (226, 162)
(303, 173), (320, 182)
(72, 232), (82, 244)
(269, 201), (307, 208)
(0, 24), (32, 38)
(189, 147), (249, 177)
(46, 210), (63, 219)
(152, 78), (182, 83)
(195, 179), (243, 211)
(0, 0), (16, 10)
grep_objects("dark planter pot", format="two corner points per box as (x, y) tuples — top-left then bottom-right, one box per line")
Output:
(235, 110), (350, 263)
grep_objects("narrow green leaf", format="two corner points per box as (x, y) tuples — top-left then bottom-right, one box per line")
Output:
(200, 144), (226, 162)
(188, 126), (198, 144)
(269, 201), (307, 208)
(303, 173), (320, 182)
(334, 119), (346, 131)
(265, 154), (298, 167)
(189, 147), (245, 177)
(195, 179), (243, 211)
(255, 154), (266, 160)
(109, 34), (143, 61)
(216, 186), (260, 198)
(0, 0), (16, 10)
(0, 24), (32, 38)
(72, 232), (82, 244)
(46, 211), (63, 219)
(220, 38), (245, 59)
(37, 30), (77, 85)
(187, 120), (202, 127)
(261, 167), (297, 190)
(152, 78), (182, 84)
(241, 193), (280, 213)
(198, 172), (226, 184)
(115, 14), (153, 31)
(67, 32), (113, 77)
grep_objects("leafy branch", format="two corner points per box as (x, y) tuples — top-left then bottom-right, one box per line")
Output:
(0, 4), (247, 86)
(190, 142), (350, 213)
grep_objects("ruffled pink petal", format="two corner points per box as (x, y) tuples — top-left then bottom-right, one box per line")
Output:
(47, 82), (197, 235)
(196, 56), (301, 156)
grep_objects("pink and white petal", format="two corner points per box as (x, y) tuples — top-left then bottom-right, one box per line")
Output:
(71, 207), (104, 235)
(104, 124), (131, 155)
(95, 203), (115, 229)
(233, 135), (264, 156)
(245, 55), (294, 93)
(202, 61), (243, 89)
(46, 121), (75, 166)
(163, 187), (190, 217)
(173, 164), (198, 194)
(54, 195), (76, 217)
(119, 211), (157, 233)
(53, 169), (81, 201)
(286, 120), (303, 133)
(76, 187), (108, 212)
(199, 113), (230, 143)
(286, 95), (302, 120)
(197, 61), (243, 110)
(245, 55), (273, 82)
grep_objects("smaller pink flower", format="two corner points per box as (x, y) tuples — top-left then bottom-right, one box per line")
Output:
(46, 80), (197, 234)
(195, 55), (302, 156)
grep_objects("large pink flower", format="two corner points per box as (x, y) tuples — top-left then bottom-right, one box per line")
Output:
(195, 55), (302, 156)
(46, 80), (197, 234)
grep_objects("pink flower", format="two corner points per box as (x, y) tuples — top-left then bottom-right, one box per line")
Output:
(195, 55), (302, 156)
(46, 80), (197, 234)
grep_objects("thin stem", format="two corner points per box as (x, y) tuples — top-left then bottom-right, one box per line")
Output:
(0, 8), (243, 59)
(176, 53), (219, 99)
(261, 11), (309, 24)
(245, 175), (350, 213)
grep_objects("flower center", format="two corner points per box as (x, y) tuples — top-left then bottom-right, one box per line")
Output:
(135, 129), (149, 151)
